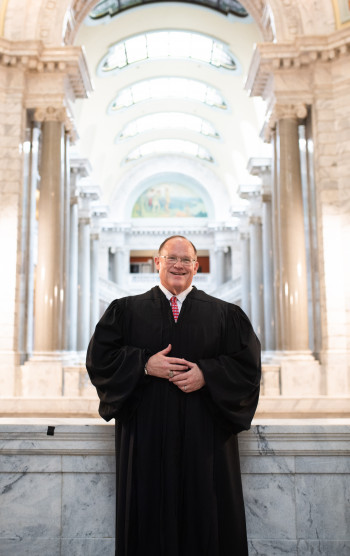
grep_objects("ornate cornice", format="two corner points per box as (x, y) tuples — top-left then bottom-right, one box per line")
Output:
(0, 38), (92, 99)
(246, 28), (350, 99)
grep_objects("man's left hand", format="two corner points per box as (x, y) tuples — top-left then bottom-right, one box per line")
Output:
(169, 361), (205, 393)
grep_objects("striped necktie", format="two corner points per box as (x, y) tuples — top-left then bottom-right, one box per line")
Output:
(170, 296), (179, 322)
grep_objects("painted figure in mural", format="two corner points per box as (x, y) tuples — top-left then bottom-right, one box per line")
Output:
(86, 235), (261, 556)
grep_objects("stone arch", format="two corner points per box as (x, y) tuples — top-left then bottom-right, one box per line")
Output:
(108, 155), (228, 222)
(2, 0), (338, 46)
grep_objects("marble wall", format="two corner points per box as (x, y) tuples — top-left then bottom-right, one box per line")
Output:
(0, 419), (349, 556)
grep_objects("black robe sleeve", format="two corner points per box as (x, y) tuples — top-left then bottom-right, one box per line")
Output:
(86, 299), (149, 422)
(198, 304), (261, 434)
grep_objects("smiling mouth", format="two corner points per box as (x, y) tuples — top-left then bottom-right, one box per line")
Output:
(171, 271), (186, 276)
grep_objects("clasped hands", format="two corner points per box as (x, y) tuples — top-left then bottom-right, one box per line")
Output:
(145, 344), (205, 393)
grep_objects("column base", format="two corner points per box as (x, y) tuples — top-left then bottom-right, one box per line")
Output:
(279, 351), (321, 396)
(0, 350), (20, 397)
(20, 351), (89, 397)
(320, 349), (350, 396)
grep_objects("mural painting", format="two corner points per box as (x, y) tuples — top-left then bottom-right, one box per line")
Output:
(132, 183), (208, 218)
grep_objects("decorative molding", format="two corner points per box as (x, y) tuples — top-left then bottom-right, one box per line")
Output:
(0, 38), (92, 99)
(78, 184), (101, 201)
(1, 422), (349, 456)
(66, 0), (274, 44)
(246, 28), (350, 99)
(238, 183), (262, 200)
(70, 156), (92, 178)
(101, 222), (237, 236)
(34, 105), (66, 123)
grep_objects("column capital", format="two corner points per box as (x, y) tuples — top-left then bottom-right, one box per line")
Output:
(70, 195), (79, 206)
(240, 231), (250, 241)
(261, 185), (272, 202)
(263, 102), (307, 142)
(78, 216), (91, 226)
(249, 215), (262, 226)
(70, 156), (92, 179)
(238, 183), (262, 201)
(78, 184), (101, 201)
(33, 105), (78, 141)
(247, 157), (272, 178)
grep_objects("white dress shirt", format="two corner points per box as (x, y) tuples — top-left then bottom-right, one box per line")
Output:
(158, 283), (193, 315)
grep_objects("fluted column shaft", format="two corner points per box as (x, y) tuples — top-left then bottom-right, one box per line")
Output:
(34, 121), (65, 351)
(77, 217), (91, 351)
(216, 248), (225, 287)
(90, 233), (100, 335)
(240, 232), (251, 316)
(262, 193), (276, 350)
(67, 195), (78, 351)
(275, 117), (309, 350)
(249, 216), (265, 346)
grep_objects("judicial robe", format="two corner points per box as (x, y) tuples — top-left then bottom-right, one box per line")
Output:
(86, 286), (261, 556)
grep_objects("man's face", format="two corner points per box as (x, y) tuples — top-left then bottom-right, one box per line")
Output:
(155, 237), (199, 295)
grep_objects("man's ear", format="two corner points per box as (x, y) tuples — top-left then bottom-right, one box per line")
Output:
(154, 256), (160, 271)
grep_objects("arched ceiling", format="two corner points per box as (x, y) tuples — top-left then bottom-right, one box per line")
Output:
(73, 2), (270, 218)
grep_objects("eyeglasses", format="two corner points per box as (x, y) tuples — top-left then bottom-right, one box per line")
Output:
(159, 255), (197, 266)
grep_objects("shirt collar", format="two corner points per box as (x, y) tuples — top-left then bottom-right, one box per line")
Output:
(159, 283), (193, 303)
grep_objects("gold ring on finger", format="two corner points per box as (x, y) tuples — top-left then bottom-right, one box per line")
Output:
(183, 385), (187, 391)
(169, 370), (174, 378)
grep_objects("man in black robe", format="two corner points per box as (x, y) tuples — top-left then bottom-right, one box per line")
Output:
(86, 235), (261, 556)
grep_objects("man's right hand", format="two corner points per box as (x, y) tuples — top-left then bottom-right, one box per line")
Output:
(145, 344), (188, 379)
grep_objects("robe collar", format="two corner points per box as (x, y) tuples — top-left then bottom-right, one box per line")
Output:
(158, 283), (193, 304)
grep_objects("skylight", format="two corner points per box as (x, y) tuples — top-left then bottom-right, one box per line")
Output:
(118, 112), (219, 140)
(124, 140), (214, 163)
(109, 78), (227, 111)
(89, 0), (249, 21)
(98, 30), (238, 74)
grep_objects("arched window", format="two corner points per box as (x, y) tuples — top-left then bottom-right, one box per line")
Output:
(118, 112), (219, 140)
(98, 30), (238, 74)
(89, 0), (249, 21)
(109, 77), (227, 111)
(124, 140), (214, 163)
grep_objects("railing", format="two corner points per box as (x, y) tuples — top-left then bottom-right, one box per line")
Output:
(99, 275), (241, 303)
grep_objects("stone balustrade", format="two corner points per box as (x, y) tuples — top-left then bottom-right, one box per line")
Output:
(0, 419), (349, 555)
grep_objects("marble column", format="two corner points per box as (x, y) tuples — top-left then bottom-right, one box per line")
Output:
(67, 158), (92, 351)
(76, 185), (101, 351)
(62, 132), (71, 351)
(240, 232), (251, 317)
(270, 108), (321, 395)
(20, 124), (41, 360)
(99, 244), (109, 281)
(249, 216), (265, 346)
(271, 130), (283, 351)
(77, 217), (91, 351)
(90, 233), (100, 335)
(216, 247), (225, 287)
(275, 115), (309, 351)
(247, 158), (276, 351)
(67, 194), (78, 351)
(34, 117), (66, 352)
(116, 248), (127, 287)
(261, 188), (276, 351)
